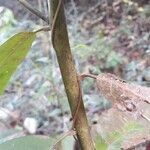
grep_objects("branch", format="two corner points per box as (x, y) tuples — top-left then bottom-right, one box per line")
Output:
(49, 130), (76, 150)
(34, 26), (51, 33)
(80, 73), (97, 80)
(17, 0), (49, 23)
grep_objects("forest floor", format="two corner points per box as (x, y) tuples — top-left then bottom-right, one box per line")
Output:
(0, 0), (150, 149)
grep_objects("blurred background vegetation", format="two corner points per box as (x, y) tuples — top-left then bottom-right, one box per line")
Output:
(0, 0), (149, 149)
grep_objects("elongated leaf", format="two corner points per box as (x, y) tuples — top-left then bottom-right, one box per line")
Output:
(0, 135), (54, 150)
(0, 32), (36, 95)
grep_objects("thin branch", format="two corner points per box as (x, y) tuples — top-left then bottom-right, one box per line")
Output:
(47, 0), (51, 22)
(51, 0), (62, 38)
(17, 0), (49, 23)
(71, 78), (82, 130)
(80, 73), (97, 80)
(49, 130), (76, 150)
(34, 26), (51, 33)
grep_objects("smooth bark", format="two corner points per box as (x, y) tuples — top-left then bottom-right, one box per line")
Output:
(49, 0), (95, 149)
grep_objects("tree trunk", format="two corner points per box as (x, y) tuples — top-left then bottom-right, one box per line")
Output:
(49, 0), (95, 149)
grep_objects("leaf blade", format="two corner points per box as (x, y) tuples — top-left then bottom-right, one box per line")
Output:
(0, 135), (54, 150)
(0, 32), (36, 95)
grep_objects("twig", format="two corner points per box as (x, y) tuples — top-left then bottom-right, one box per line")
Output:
(34, 26), (51, 33)
(38, 0), (44, 25)
(71, 78), (82, 130)
(71, 73), (97, 129)
(34, 0), (62, 34)
(79, 1), (101, 21)
(49, 130), (76, 150)
(47, 0), (51, 21)
(80, 73), (97, 80)
(17, 0), (49, 23)
(140, 113), (150, 122)
(51, 0), (62, 40)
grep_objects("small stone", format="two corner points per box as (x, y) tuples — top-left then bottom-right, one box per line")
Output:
(23, 117), (38, 134)
(0, 108), (9, 120)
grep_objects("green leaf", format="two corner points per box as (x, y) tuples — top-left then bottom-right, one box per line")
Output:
(108, 122), (143, 150)
(95, 135), (108, 150)
(0, 135), (54, 150)
(0, 32), (36, 95)
(0, 130), (18, 144)
(96, 122), (143, 150)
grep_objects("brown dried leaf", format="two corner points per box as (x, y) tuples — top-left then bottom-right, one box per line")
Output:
(96, 73), (150, 105)
(95, 73), (150, 149)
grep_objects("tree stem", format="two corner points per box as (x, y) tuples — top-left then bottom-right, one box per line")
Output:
(49, 0), (95, 149)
